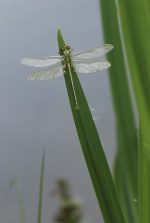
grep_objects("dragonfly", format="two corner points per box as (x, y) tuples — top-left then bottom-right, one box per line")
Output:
(21, 44), (113, 109)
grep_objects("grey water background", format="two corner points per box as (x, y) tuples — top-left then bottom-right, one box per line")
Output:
(0, 0), (116, 222)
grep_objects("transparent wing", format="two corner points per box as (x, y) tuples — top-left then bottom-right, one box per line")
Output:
(73, 44), (113, 60)
(27, 62), (63, 80)
(21, 56), (62, 68)
(74, 61), (111, 74)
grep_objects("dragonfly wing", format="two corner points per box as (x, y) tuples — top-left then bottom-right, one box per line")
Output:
(73, 44), (113, 60)
(21, 56), (61, 67)
(74, 61), (111, 74)
(27, 62), (63, 80)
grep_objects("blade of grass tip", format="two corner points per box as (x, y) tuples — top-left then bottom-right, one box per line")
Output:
(37, 149), (45, 223)
(113, 1), (150, 222)
(57, 28), (126, 223)
(99, 0), (138, 222)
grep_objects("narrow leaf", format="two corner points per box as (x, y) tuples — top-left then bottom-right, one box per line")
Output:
(57, 28), (126, 223)
(99, 0), (138, 222)
(113, 1), (150, 222)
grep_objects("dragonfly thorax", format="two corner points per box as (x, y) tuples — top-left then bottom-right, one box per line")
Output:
(59, 45), (72, 57)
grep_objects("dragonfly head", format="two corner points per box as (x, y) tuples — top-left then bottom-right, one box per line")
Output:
(59, 45), (72, 57)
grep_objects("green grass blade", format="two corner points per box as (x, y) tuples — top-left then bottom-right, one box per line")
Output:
(37, 149), (45, 223)
(99, 0), (138, 222)
(10, 179), (26, 223)
(113, 1), (150, 222)
(57, 28), (126, 223)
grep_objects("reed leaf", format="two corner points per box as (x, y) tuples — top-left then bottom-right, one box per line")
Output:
(57, 28), (126, 223)
(99, 0), (138, 222)
(113, 1), (150, 222)
(100, 0), (150, 222)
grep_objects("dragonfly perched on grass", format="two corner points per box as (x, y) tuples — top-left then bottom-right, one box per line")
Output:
(21, 44), (113, 109)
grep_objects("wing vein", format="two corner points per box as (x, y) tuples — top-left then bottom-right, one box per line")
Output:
(74, 61), (111, 74)
(73, 44), (114, 60)
(27, 62), (63, 80)
(21, 56), (61, 68)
